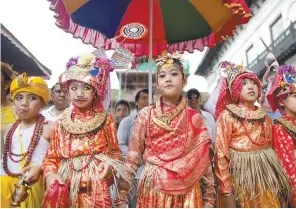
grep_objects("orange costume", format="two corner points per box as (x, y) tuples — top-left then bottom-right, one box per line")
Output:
(267, 65), (296, 207)
(117, 94), (215, 207)
(42, 53), (125, 207)
(210, 62), (290, 207)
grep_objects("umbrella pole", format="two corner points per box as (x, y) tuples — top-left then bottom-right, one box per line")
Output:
(148, 0), (153, 105)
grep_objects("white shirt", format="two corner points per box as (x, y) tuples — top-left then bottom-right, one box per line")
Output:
(200, 110), (216, 144)
(117, 114), (144, 179)
(1, 124), (49, 176)
(41, 106), (60, 122)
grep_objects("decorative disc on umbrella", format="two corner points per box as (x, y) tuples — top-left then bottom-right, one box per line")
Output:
(120, 23), (147, 40)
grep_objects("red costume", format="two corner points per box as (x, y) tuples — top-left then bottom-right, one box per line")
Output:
(267, 65), (296, 207)
(208, 62), (290, 207)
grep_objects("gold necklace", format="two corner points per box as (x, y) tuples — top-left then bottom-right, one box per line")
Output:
(152, 97), (186, 131)
(60, 107), (107, 135)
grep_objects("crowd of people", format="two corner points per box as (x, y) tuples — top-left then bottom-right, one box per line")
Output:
(0, 50), (295, 208)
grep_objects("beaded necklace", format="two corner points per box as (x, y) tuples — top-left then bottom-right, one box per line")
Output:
(67, 109), (97, 172)
(239, 105), (269, 146)
(3, 115), (44, 177)
(275, 115), (296, 139)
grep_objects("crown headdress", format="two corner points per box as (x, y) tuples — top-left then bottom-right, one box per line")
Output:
(155, 51), (186, 76)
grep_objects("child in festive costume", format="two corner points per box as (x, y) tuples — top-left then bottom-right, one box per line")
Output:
(116, 52), (215, 208)
(212, 61), (289, 207)
(1, 73), (52, 207)
(42, 53), (127, 208)
(267, 64), (296, 207)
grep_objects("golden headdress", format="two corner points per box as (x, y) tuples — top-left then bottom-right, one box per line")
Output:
(203, 61), (261, 119)
(155, 51), (186, 79)
(10, 73), (50, 104)
(60, 53), (114, 112)
(267, 65), (296, 112)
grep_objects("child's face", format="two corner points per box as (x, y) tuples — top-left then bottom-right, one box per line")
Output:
(14, 92), (44, 119)
(68, 81), (95, 109)
(156, 63), (185, 101)
(283, 93), (296, 115)
(115, 104), (129, 123)
(239, 78), (259, 103)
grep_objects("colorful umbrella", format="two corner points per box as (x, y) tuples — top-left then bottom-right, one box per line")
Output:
(48, 0), (251, 57)
(48, 0), (251, 104)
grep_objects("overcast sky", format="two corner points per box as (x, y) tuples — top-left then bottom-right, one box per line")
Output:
(1, 0), (207, 90)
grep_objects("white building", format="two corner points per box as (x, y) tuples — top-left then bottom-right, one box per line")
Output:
(196, 0), (296, 93)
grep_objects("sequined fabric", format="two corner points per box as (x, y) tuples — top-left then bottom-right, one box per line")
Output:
(273, 114), (296, 207)
(119, 97), (215, 207)
(216, 185), (280, 208)
(215, 106), (269, 192)
(214, 105), (289, 207)
(42, 107), (122, 207)
(137, 180), (203, 208)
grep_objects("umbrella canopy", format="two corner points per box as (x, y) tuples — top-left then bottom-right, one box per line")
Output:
(49, 0), (251, 57)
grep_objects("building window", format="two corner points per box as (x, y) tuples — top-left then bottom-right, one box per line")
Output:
(246, 45), (256, 65)
(270, 15), (284, 40)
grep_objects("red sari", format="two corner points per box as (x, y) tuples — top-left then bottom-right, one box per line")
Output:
(273, 114), (296, 207)
(119, 96), (215, 208)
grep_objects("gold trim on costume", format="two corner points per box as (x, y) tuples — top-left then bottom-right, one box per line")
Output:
(60, 107), (107, 135)
(226, 104), (266, 122)
(151, 97), (186, 131)
(275, 118), (296, 138)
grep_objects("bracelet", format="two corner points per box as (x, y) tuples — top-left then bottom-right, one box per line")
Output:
(222, 193), (233, 197)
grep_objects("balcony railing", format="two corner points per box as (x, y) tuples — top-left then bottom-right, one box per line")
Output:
(248, 21), (296, 74)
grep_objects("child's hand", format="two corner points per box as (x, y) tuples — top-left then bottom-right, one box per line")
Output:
(45, 173), (64, 190)
(98, 162), (112, 179)
(22, 165), (42, 185)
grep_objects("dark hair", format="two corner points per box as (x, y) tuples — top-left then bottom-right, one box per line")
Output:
(135, 88), (149, 102)
(115, 100), (131, 113)
(156, 60), (185, 81)
(51, 82), (60, 93)
(186, 88), (201, 99)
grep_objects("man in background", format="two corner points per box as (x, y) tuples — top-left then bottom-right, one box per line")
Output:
(117, 88), (149, 207)
(42, 82), (70, 122)
(114, 100), (130, 129)
(186, 88), (216, 144)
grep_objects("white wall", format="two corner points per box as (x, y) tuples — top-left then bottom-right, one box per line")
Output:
(221, 0), (294, 64)
(206, 0), (296, 92)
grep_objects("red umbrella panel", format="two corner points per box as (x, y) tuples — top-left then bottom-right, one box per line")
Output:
(48, 0), (252, 57)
